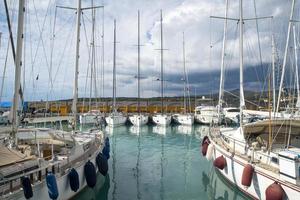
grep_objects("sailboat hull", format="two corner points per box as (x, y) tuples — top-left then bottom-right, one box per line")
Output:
(129, 114), (148, 126)
(79, 112), (103, 125)
(105, 114), (127, 127)
(172, 114), (194, 125)
(152, 114), (172, 126)
(2, 145), (105, 200)
(195, 106), (220, 125)
(211, 138), (300, 200)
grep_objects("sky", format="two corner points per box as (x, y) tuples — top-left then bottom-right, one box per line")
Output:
(0, 0), (298, 101)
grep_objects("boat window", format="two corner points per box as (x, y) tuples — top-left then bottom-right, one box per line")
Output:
(271, 157), (278, 164)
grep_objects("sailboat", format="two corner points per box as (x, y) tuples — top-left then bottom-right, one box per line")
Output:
(0, 1), (108, 199)
(105, 20), (127, 127)
(152, 10), (172, 126)
(129, 11), (149, 127)
(79, 1), (104, 126)
(204, 0), (300, 199)
(172, 32), (194, 126)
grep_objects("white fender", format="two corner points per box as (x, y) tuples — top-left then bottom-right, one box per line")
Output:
(206, 143), (214, 160)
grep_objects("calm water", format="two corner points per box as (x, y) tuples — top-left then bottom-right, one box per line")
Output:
(74, 125), (249, 200)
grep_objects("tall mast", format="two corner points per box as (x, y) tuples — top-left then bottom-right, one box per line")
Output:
(72, 0), (82, 129)
(182, 32), (187, 114)
(89, 0), (96, 111)
(12, 0), (25, 142)
(239, 0), (245, 127)
(101, 6), (105, 111)
(276, 0), (295, 113)
(137, 10), (141, 114)
(4, 0), (25, 112)
(92, 0), (98, 110)
(293, 25), (300, 108)
(271, 35), (276, 113)
(218, 0), (228, 116)
(113, 19), (117, 113)
(160, 10), (164, 114)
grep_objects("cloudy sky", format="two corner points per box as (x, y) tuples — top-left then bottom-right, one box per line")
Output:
(0, 0), (298, 101)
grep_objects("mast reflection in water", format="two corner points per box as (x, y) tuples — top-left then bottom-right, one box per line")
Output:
(74, 125), (249, 200)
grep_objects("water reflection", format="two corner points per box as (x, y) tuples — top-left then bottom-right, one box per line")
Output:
(72, 173), (110, 200)
(152, 126), (170, 135)
(173, 125), (193, 135)
(129, 125), (149, 135)
(74, 125), (249, 200)
(194, 125), (210, 140)
(205, 168), (249, 200)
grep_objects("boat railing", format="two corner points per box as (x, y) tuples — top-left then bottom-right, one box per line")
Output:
(0, 141), (99, 197)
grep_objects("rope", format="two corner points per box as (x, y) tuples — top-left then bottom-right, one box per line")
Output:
(0, 0), (17, 104)
(224, 89), (260, 107)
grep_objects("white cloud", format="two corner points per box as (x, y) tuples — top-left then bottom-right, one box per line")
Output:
(0, 0), (296, 101)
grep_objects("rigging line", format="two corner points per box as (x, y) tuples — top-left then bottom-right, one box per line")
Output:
(223, 89), (261, 107)
(3, 0), (16, 61)
(83, 45), (92, 111)
(0, 0), (16, 104)
(53, 17), (77, 84)
(32, 0), (53, 89)
(223, 23), (239, 106)
(253, 0), (265, 82)
(28, 0), (36, 100)
(22, 0), (29, 104)
(0, 34), (11, 104)
(53, 14), (76, 35)
(48, 3), (58, 102)
(82, 13), (93, 109)
(257, 20), (273, 107)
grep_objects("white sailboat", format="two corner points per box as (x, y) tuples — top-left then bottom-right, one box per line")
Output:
(105, 20), (127, 127)
(205, 1), (300, 199)
(152, 10), (172, 126)
(194, 105), (219, 125)
(172, 32), (194, 126)
(129, 11), (149, 127)
(0, 1), (108, 199)
(194, 0), (229, 126)
(79, 2), (104, 125)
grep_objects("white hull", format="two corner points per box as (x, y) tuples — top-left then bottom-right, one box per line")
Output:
(212, 140), (300, 199)
(80, 114), (102, 124)
(152, 114), (172, 126)
(173, 114), (194, 125)
(2, 146), (105, 200)
(195, 114), (219, 124)
(195, 106), (220, 125)
(129, 114), (148, 126)
(105, 113), (127, 127)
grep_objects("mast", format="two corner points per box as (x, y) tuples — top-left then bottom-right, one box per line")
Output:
(182, 32), (187, 114)
(89, 0), (96, 111)
(218, 0), (228, 116)
(12, 0), (25, 142)
(113, 19), (117, 113)
(101, 6), (105, 112)
(92, 1), (98, 109)
(293, 25), (300, 108)
(4, 0), (25, 111)
(160, 10), (164, 114)
(276, 0), (295, 113)
(272, 35), (276, 113)
(137, 10), (141, 114)
(72, 0), (82, 129)
(239, 0), (245, 127)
